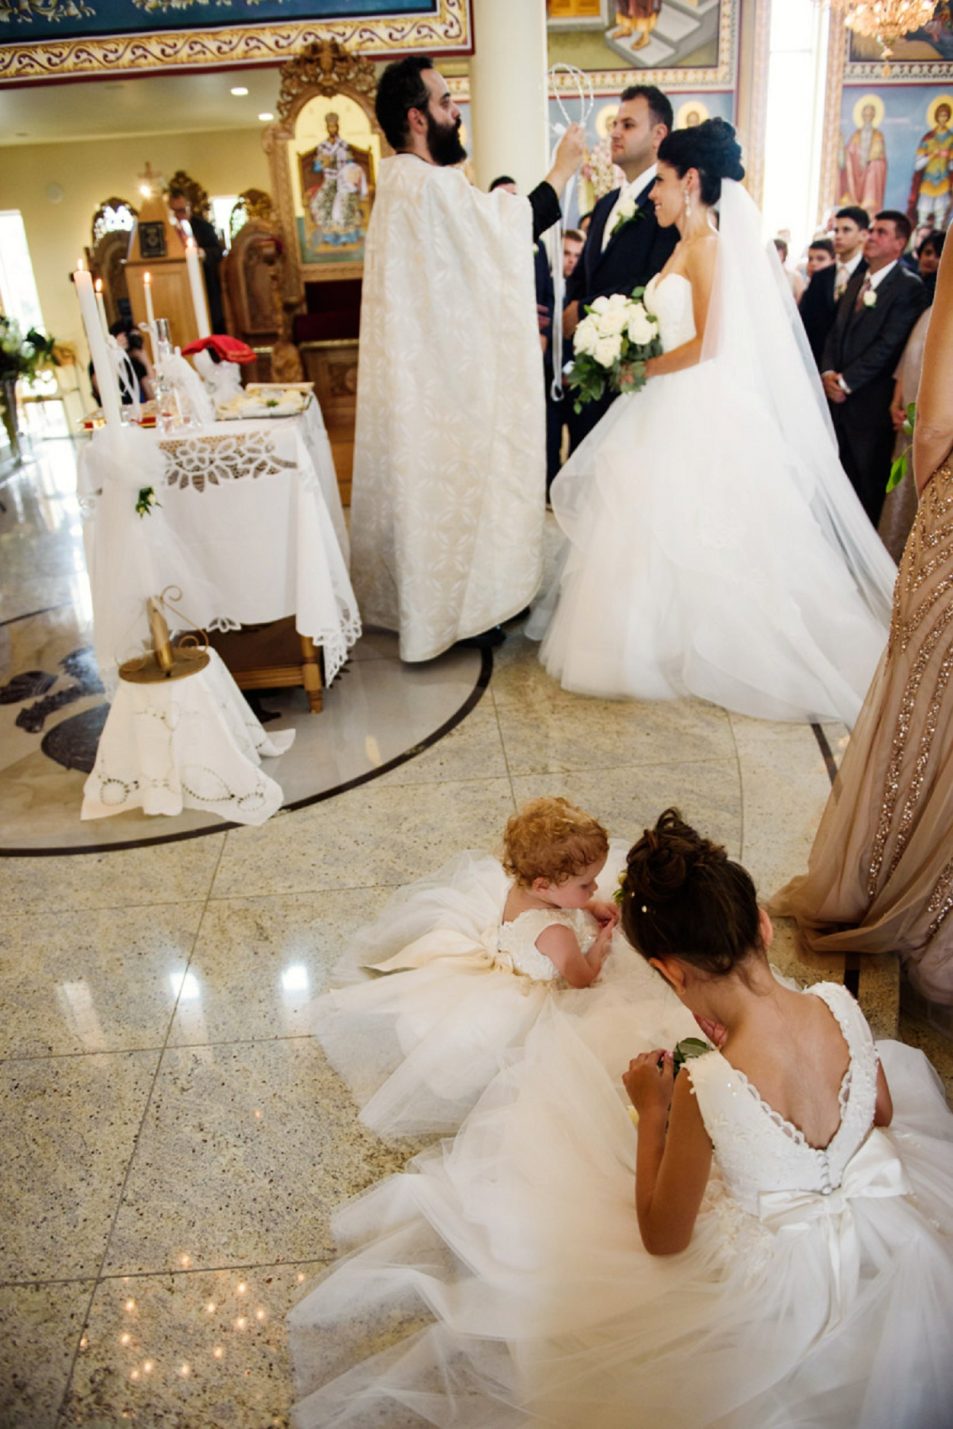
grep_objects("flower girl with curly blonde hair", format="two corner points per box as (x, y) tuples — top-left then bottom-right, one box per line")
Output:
(311, 795), (691, 1138)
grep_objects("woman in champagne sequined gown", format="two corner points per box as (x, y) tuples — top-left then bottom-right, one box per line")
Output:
(773, 230), (953, 1006)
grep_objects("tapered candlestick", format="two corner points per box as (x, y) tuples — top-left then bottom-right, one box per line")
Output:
(184, 239), (212, 338)
(74, 259), (121, 426)
(94, 278), (109, 341)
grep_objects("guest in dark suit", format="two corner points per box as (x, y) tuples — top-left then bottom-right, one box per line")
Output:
(563, 84), (678, 449)
(822, 209), (929, 527)
(798, 206), (869, 367)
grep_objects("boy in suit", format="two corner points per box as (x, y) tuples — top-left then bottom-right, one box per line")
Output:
(822, 210), (929, 526)
(799, 205), (869, 367)
(563, 84), (678, 450)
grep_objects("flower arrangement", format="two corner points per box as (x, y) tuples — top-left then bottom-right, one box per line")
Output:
(1, 316), (59, 464)
(0, 316), (58, 385)
(567, 287), (662, 414)
(579, 136), (625, 212)
(135, 485), (161, 518)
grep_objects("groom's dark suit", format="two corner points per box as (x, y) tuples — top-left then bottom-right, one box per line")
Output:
(822, 262), (927, 526)
(565, 176), (677, 449)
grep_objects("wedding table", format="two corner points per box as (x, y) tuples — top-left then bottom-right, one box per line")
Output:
(77, 401), (360, 699)
(81, 649), (294, 826)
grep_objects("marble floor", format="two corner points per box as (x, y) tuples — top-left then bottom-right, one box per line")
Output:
(1, 424), (951, 1426)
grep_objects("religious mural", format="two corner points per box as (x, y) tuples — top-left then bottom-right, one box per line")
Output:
(546, 0), (730, 83)
(290, 92), (380, 270)
(0, 0), (472, 82)
(846, 2), (953, 78)
(839, 85), (953, 228)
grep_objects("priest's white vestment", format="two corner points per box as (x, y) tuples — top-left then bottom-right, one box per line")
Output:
(349, 154), (546, 662)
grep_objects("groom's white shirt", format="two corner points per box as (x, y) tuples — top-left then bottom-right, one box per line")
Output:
(602, 163), (657, 251)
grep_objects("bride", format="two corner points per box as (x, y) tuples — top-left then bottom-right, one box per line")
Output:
(532, 120), (896, 727)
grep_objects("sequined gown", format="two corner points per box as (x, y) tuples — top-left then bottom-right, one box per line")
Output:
(773, 458), (953, 1004)
(289, 980), (953, 1426)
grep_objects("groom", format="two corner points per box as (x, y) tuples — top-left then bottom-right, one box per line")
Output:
(564, 84), (678, 450)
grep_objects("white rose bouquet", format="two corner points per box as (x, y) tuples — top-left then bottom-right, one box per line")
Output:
(567, 287), (662, 414)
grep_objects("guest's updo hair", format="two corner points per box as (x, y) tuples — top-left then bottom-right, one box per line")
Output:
(657, 118), (745, 207)
(503, 797), (609, 888)
(620, 809), (761, 976)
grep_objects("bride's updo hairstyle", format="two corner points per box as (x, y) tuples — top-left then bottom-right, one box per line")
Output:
(503, 797), (608, 888)
(620, 808), (762, 978)
(657, 117), (745, 207)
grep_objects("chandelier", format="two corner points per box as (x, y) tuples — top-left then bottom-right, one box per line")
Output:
(818, 0), (936, 57)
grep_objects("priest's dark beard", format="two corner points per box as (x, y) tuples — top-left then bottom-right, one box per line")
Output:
(427, 112), (467, 167)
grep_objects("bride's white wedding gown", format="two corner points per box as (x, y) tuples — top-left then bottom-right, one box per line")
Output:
(289, 978), (953, 1426)
(536, 256), (896, 726)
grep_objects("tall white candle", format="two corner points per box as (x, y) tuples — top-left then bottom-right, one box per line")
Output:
(74, 260), (121, 427)
(94, 278), (109, 341)
(142, 270), (157, 364)
(143, 270), (156, 329)
(184, 238), (212, 338)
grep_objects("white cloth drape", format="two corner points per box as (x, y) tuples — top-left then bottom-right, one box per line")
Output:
(77, 407), (359, 683)
(349, 155), (547, 662)
(81, 649), (294, 825)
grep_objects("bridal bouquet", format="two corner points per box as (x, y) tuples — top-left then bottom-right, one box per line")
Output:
(567, 288), (661, 414)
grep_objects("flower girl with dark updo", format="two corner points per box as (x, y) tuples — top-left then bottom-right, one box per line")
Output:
(533, 118), (895, 727)
(290, 810), (953, 1428)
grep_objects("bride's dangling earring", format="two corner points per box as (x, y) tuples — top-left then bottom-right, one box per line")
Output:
(684, 187), (693, 222)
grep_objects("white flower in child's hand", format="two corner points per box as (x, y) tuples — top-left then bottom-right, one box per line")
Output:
(594, 333), (623, 368)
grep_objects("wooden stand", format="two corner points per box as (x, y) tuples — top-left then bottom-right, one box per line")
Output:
(189, 618), (324, 713)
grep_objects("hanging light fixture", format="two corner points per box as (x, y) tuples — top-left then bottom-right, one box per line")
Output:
(818, 1), (936, 59)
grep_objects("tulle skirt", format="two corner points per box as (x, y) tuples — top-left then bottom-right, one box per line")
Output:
(534, 361), (891, 727)
(311, 847), (683, 1138)
(290, 999), (953, 1428)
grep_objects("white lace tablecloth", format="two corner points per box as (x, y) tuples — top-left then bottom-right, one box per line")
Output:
(77, 403), (360, 683)
(81, 650), (294, 825)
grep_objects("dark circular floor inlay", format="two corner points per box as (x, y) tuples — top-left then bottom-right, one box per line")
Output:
(41, 705), (111, 774)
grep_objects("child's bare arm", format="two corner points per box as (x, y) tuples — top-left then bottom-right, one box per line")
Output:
(535, 921), (611, 988)
(623, 1056), (712, 1254)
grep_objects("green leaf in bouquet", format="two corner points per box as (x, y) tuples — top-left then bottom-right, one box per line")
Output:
(672, 1037), (711, 1074)
(886, 454), (907, 494)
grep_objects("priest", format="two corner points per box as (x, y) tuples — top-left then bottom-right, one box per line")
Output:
(350, 55), (585, 663)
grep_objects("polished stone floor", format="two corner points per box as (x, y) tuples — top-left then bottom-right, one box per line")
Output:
(1, 424), (951, 1426)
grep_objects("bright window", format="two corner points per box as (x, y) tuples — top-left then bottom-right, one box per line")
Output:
(0, 210), (45, 331)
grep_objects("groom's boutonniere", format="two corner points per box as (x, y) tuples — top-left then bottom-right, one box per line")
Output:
(610, 195), (642, 238)
(862, 288), (878, 308)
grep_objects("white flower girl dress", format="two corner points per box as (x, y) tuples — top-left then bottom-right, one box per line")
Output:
(311, 846), (694, 1138)
(290, 977), (953, 1427)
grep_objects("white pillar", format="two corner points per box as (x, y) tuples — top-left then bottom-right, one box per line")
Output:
(468, 0), (550, 194)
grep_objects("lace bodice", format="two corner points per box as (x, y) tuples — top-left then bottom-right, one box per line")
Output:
(494, 908), (596, 982)
(688, 984), (879, 1216)
(644, 272), (695, 354)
